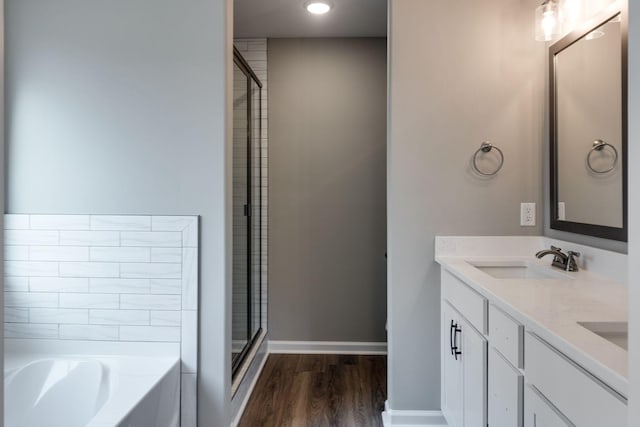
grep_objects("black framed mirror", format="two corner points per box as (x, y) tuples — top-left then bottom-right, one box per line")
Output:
(549, 2), (627, 241)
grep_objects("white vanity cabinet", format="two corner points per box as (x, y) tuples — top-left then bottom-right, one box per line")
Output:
(441, 272), (487, 427)
(440, 267), (627, 427)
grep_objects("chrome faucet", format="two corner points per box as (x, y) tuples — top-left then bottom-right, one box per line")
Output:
(535, 246), (580, 272)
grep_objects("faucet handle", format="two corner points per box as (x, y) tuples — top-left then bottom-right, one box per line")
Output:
(566, 251), (581, 272)
(549, 245), (566, 265)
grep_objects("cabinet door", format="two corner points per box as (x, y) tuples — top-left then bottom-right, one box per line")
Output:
(461, 317), (487, 427)
(488, 348), (523, 427)
(442, 303), (463, 427)
(524, 385), (573, 427)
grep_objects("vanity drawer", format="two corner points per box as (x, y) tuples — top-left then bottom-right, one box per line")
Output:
(489, 348), (523, 427)
(524, 333), (627, 427)
(442, 270), (487, 333)
(489, 304), (523, 368)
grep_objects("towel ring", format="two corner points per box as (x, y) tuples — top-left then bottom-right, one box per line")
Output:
(587, 139), (618, 174)
(472, 141), (504, 176)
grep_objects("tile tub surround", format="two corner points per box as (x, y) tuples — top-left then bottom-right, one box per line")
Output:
(435, 235), (628, 396)
(3, 214), (199, 426)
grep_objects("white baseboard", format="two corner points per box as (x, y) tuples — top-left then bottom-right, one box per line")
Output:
(381, 401), (448, 427)
(268, 340), (387, 354)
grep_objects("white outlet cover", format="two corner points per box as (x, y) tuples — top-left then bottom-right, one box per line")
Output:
(520, 202), (536, 226)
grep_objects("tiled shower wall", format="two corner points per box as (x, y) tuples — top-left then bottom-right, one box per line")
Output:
(234, 38), (268, 336)
(3, 214), (198, 426)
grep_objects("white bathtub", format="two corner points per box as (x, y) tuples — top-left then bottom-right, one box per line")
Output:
(5, 340), (181, 427)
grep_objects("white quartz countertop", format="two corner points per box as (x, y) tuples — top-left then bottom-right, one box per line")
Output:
(436, 254), (628, 397)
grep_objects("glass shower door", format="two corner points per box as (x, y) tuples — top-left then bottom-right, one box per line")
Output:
(232, 48), (263, 378)
(232, 61), (250, 366)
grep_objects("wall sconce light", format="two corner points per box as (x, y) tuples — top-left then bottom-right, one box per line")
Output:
(536, 0), (561, 42)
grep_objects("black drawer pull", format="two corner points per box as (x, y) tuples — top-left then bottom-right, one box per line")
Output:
(453, 324), (462, 360)
(450, 320), (456, 355)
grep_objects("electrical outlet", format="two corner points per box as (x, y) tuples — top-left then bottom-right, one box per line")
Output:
(520, 202), (536, 226)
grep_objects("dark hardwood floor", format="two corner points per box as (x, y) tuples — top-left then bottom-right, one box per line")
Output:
(238, 354), (387, 427)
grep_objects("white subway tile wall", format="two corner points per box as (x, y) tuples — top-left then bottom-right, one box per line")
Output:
(3, 214), (199, 424)
(234, 38), (269, 334)
(59, 231), (120, 246)
(90, 215), (151, 231)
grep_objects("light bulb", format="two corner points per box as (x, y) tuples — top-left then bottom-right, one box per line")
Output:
(306, 2), (332, 15)
(542, 11), (556, 39)
(536, 0), (561, 42)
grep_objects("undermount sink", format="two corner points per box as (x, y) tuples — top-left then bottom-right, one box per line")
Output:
(469, 261), (572, 280)
(578, 321), (628, 351)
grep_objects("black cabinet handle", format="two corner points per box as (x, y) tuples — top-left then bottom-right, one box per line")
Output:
(453, 324), (462, 360)
(450, 320), (456, 355)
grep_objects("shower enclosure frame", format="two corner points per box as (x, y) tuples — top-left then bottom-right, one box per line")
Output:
(232, 47), (263, 379)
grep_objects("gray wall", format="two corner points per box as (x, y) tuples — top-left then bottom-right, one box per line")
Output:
(4, 1), (232, 425)
(268, 38), (387, 342)
(628, 3), (639, 426)
(388, 0), (544, 411)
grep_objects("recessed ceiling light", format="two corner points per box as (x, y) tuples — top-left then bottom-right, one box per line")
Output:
(306, 1), (332, 15)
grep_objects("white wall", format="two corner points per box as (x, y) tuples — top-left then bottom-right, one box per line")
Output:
(627, 2), (639, 425)
(3, 0), (232, 425)
(388, 0), (544, 411)
(1, 0), (5, 421)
